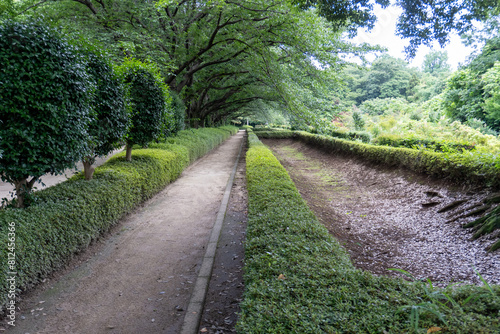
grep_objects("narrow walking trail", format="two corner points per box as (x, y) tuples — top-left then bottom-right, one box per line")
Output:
(5, 131), (245, 334)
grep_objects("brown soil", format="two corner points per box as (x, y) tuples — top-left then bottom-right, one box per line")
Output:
(263, 139), (500, 286)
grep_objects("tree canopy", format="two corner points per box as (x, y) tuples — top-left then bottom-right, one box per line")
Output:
(1, 0), (498, 126)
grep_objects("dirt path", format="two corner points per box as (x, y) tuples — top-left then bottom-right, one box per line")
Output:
(4, 132), (245, 334)
(264, 139), (500, 286)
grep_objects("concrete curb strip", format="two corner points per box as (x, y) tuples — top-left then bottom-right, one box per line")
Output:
(180, 131), (244, 334)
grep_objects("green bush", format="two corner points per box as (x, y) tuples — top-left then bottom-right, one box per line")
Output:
(238, 130), (500, 333)
(352, 110), (366, 130)
(0, 126), (238, 310)
(0, 20), (93, 207)
(321, 128), (371, 143)
(375, 134), (476, 153)
(116, 58), (170, 160)
(168, 91), (186, 135)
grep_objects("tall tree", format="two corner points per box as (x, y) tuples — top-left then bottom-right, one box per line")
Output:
(422, 51), (451, 75)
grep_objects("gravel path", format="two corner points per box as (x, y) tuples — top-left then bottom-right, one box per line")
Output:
(3, 131), (245, 334)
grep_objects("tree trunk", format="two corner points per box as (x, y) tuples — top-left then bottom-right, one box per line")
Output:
(126, 143), (133, 161)
(14, 178), (28, 208)
(83, 158), (95, 180)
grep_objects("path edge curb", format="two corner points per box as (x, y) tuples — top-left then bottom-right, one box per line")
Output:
(180, 131), (245, 334)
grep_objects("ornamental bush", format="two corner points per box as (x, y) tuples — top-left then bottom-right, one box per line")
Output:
(82, 46), (129, 180)
(116, 59), (170, 161)
(0, 20), (92, 207)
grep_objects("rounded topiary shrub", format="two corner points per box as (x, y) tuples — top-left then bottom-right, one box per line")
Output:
(0, 20), (92, 207)
(116, 59), (170, 161)
(82, 47), (129, 180)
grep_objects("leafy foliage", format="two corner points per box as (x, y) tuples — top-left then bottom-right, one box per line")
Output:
(375, 134), (476, 153)
(0, 20), (92, 207)
(422, 51), (452, 75)
(168, 91), (186, 135)
(395, 0), (500, 57)
(352, 109), (365, 131)
(442, 36), (500, 131)
(344, 55), (421, 104)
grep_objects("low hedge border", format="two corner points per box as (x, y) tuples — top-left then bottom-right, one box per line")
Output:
(255, 130), (500, 189)
(374, 134), (476, 153)
(0, 126), (238, 309)
(238, 130), (499, 333)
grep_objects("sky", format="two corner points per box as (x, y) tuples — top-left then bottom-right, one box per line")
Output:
(350, 3), (476, 70)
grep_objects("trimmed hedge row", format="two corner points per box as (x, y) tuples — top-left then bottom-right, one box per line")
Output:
(0, 126), (238, 309)
(238, 130), (500, 333)
(255, 130), (500, 189)
(374, 134), (476, 153)
(326, 128), (371, 143)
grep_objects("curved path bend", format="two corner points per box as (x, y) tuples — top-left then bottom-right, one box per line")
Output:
(4, 131), (245, 334)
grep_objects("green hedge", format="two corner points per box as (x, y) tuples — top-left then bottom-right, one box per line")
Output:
(255, 130), (500, 189)
(0, 126), (238, 309)
(327, 128), (371, 143)
(374, 134), (476, 153)
(254, 127), (371, 143)
(238, 130), (499, 333)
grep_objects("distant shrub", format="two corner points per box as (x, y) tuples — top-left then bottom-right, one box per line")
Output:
(328, 128), (371, 143)
(409, 110), (423, 121)
(352, 110), (366, 130)
(360, 97), (414, 116)
(165, 91), (186, 137)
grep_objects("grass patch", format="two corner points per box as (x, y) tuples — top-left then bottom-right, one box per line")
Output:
(238, 129), (499, 333)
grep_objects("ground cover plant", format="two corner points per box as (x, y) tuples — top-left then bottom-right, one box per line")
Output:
(0, 126), (237, 310)
(239, 130), (500, 333)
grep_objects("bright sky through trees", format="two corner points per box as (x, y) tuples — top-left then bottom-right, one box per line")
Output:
(351, 3), (476, 69)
